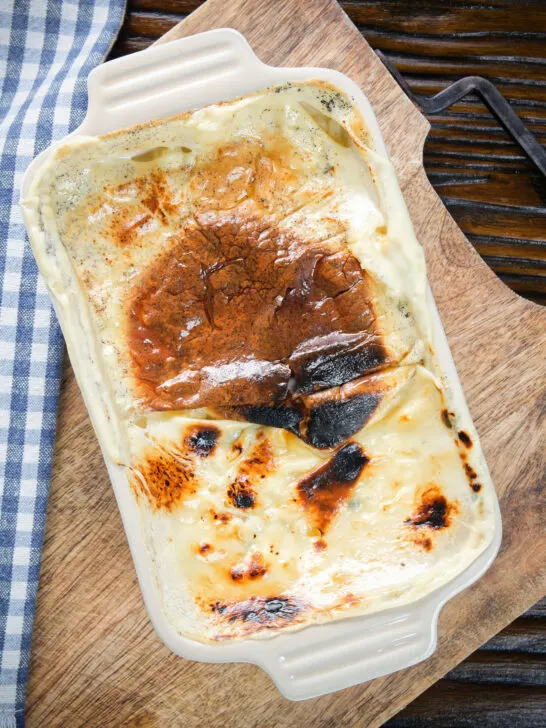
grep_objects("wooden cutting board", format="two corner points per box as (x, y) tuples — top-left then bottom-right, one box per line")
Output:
(26, 1), (546, 726)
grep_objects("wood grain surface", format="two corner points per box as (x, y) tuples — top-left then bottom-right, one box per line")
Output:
(26, 1), (546, 726)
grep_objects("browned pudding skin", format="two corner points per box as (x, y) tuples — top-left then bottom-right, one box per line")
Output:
(128, 210), (387, 415)
(126, 209), (391, 447)
(118, 134), (393, 447)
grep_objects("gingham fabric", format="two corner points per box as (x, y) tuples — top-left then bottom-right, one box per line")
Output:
(0, 2), (125, 725)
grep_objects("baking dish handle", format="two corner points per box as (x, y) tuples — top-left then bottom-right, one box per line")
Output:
(260, 599), (440, 701)
(84, 28), (276, 136)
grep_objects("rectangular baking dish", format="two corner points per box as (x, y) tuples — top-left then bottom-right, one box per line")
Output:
(21, 28), (502, 701)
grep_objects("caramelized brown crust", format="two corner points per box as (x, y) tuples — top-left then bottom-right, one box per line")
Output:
(129, 445), (198, 512)
(127, 209), (387, 412)
(123, 133), (393, 434)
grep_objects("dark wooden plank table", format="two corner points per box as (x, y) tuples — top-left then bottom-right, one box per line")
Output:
(107, 1), (546, 725)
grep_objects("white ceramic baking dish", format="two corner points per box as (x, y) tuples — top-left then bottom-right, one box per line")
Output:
(21, 28), (502, 701)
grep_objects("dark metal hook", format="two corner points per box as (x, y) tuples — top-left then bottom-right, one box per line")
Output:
(375, 50), (546, 178)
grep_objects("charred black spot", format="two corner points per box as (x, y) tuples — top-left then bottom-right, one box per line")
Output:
(472, 483), (482, 492)
(294, 345), (385, 396)
(264, 598), (288, 613)
(228, 486), (255, 509)
(242, 392), (381, 449)
(233, 343), (389, 449)
(416, 499), (446, 528)
(458, 430), (472, 448)
(186, 425), (220, 457)
(241, 404), (302, 435)
(406, 488), (455, 531)
(211, 596), (304, 627)
(441, 409), (452, 429)
(464, 462), (478, 480)
(305, 393), (381, 449)
(236, 493), (254, 508)
(330, 441), (370, 482)
(263, 598), (300, 619)
(242, 611), (259, 622)
(297, 442), (369, 533)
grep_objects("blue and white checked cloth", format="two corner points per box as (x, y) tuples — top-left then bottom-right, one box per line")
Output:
(0, 2), (125, 725)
